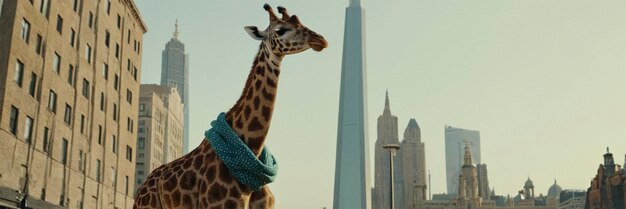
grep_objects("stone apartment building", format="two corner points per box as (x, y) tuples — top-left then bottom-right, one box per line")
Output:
(134, 84), (184, 192)
(0, 0), (146, 208)
(585, 149), (625, 209)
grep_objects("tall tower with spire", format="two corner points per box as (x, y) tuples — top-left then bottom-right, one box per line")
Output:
(373, 92), (399, 209)
(161, 20), (190, 154)
(333, 0), (371, 208)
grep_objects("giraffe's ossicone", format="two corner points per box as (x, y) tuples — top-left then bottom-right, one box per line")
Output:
(133, 4), (327, 209)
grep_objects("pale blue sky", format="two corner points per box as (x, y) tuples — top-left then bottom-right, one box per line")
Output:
(135, 1), (626, 208)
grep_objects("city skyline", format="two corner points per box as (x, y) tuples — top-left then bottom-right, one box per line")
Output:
(136, 1), (624, 209)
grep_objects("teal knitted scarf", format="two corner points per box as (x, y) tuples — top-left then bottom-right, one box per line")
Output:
(204, 112), (278, 191)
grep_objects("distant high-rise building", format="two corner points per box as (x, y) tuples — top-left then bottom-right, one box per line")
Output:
(373, 92), (400, 209)
(400, 119), (427, 208)
(476, 164), (490, 201)
(333, 0), (372, 208)
(0, 1), (146, 208)
(445, 126), (481, 195)
(135, 85), (184, 192)
(161, 20), (189, 154)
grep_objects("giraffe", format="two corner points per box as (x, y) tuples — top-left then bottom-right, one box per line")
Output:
(133, 4), (327, 209)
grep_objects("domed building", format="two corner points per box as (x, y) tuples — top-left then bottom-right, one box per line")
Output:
(547, 180), (563, 199)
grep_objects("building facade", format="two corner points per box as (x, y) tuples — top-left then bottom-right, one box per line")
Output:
(0, 0), (146, 208)
(477, 164), (491, 201)
(557, 190), (586, 209)
(400, 119), (428, 208)
(445, 126), (481, 195)
(160, 21), (189, 154)
(457, 143), (482, 208)
(333, 0), (372, 208)
(373, 92), (400, 209)
(585, 149), (625, 209)
(134, 84), (183, 192)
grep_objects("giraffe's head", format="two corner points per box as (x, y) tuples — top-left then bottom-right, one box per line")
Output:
(245, 4), (328, 55)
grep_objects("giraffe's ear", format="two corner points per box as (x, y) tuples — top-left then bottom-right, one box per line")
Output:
(245, 26), (267, 40)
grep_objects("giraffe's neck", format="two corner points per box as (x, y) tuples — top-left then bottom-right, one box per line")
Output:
(225, 42), (283, 156)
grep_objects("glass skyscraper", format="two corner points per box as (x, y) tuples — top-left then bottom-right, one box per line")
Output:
(333, 0), (372, 208)
(444, 126), (481, 195)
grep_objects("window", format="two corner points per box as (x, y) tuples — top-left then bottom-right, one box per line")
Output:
(72, 0), (78, 12)
(24, 116), (33, 142)
(85, 44), (92, 63)
(106, 0), (111, 15)
(56, 15), (63, 34)
(61, 138), (68, 165)
(53, 52), (60, 73)
(114, 75), (119, 91)
(133, 67), (138, 81)
(80, 114), (85, 134)
(126, 89), (132, 104)
(39, 0), (50, 19)
(127, 117), (133, 133)
(43, 127), (50, 153)
(126, 146), (132, 162)
(88, 12), (94, 28)
(98, 125), (103, 145)
(70, 29), (76, 47)
(21, 19), (30, 42)
(9, 106), (19, 135)
(96, 159), (102, 182)
(138, 153), (144, 158)
(137, 42), (141, 54)
(127, 30), (131, 44)
(78, 149), (84, 171)
(29, 73), (37, 97)
(127, 59), (131, 71)
(111, 167), (116, 186)
(117, 14), (121, 29)
(113, 103), (118, 121)
(35, 34), (43, 55)
(100, 92), (105, 111)
(133, 40), (137, 52)
(39, 0), (49, 18)
(105, 30), (110, 47)
(112, 135), (117, 153)
(48, 91), (57, 113)
(115, 43), (120, 59)
(82, 79), (90, 99)
(14, 60), (24, 86)
(67, 65), (74, 85)
(138, 138), (145, 149)
(138, 128), (144, 133)
(64, 104), (72, 125)
(125, 176), (129, 195)
(102, 63), (108, 79)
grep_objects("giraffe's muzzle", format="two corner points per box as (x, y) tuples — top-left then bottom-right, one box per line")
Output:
(309, 33), (328, 52)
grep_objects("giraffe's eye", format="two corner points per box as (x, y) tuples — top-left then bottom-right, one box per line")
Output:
(275, 28), (290, 36)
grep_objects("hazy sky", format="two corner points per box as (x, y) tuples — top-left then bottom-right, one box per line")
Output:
(135, 1), (626, 208)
